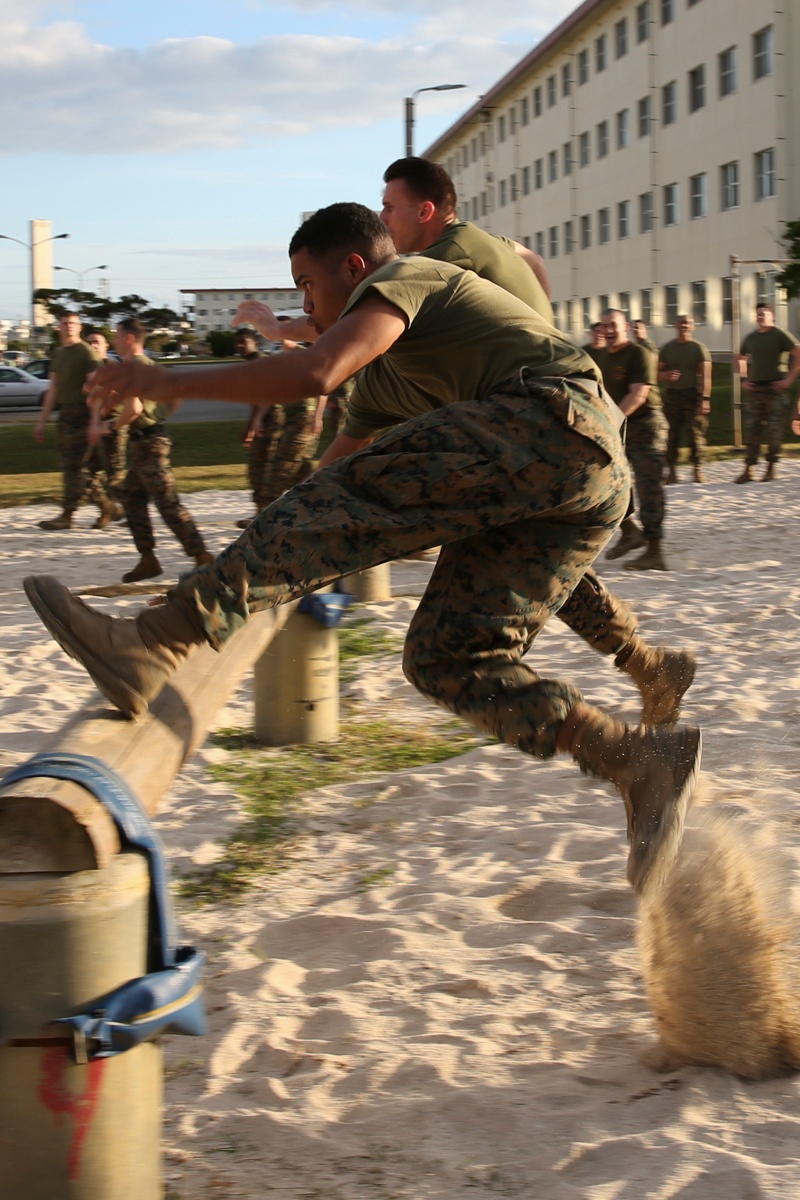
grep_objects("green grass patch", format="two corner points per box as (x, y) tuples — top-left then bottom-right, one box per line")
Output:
(338, 617), (404, 683)
(178, 714), (483, 904)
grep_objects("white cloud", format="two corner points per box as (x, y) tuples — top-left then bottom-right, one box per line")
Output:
(0, 1), (577, 156)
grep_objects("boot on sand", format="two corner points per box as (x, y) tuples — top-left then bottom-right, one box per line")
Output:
(624, 539), (668, 571)
(556, 702), (702, 894)
(605, 517), (647, 561)
(736, 465), (754, 484)
(122, 552), (163, 583)
(195, 551), (215, 567)
(93, 501), (125, 530)
(23, 575), (205, 719)
(693, 466), (706, 484)
(38, 512), (73, 531)
(615, 637), (696, 725)
(665, 465), (678, 485)
(762, 462), (777, 482)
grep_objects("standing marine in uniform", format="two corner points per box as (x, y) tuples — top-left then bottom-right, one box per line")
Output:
(632, 319), (658, 362)
(595, 310), (668, 571)
(33, 312), (121, 531)
(735, 303), (800, 482)
(95, 317), (213, 582)
(85, 330), (129, 515)
(26, 203), (701, 899)
(658, 315), (712, 484)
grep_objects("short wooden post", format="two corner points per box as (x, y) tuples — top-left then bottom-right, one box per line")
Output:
(254, 609), (339, 745)
(343, 562), (392, 603)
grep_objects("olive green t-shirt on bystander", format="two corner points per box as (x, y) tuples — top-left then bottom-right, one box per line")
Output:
(740, 327), (798, 383)
(658, 339), (711, 390)
(51, 341), (101, 419)
(592, 341), (661, 415)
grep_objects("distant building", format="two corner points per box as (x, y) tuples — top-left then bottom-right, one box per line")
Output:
(424, 0), (799, 349)
(180, 287), (304, 337)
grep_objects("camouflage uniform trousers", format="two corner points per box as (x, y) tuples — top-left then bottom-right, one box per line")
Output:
(663, 387), (707, 468)
(624, 411), (667, 541)
(171, 375), (637, 761)
(100, 425), (129, 503)
(248, 407), (283, 510)
(123, 434), (208, 558)
(258, 398), (319, 508)
(58, 416), (115, 516)
(742, 386), (788, 466)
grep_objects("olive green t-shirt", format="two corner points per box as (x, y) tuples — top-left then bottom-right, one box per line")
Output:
(658, 338), (711, 390)
(593, 341), (661, 415)
(420, 221), (553, 324)
(740, 326), (798, 382)
(128, 354), (167, 430)
(51, 340), (101, 420)
(635, 337), (658, 360)
(339, 258), (599, 440)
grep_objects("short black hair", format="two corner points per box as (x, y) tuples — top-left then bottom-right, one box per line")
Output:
(288, 202), (395, 266)
(756, 302), (774, 313)
(234, 327), (258, 342)
(117, 317), (146, 341)
(383, 157), (457, 214)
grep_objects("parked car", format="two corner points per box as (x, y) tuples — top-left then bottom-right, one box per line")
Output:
(0, 366), (48, 409)
(23, 357), (50, 380)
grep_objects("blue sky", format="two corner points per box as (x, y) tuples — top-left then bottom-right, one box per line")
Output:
(1, 0), (575, 320)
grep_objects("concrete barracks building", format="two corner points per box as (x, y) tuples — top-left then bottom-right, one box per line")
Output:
(424, 0), (799, 350)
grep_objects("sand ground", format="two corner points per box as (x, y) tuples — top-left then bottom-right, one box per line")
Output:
(2, 459), (800, 1199)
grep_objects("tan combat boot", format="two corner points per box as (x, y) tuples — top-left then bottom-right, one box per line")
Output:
(693, 466), (706, 484)
(615, 637), (696, 725)
(665, 465), (678, 484)
(195, 551), (215, 567)
(623, 539), (668, 571)
(94, 500), (125, 530)
(762, 462), (777, 481)
(38, 512), (73, 531)
(122, 552), (163, 583)
(735, 465), (754, 483)
(23, 575), (205, 719)
(605, 517), (647, 561)
(556, 702), (701, 894)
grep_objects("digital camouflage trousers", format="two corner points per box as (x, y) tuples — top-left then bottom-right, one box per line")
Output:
(172, 375), (637, 759)
(742, 386), (788, 466)
(663, 387), (708, 468)
(624, 410), (667, 541)
(248, 400), (319, 512)
(59, 418), (125, 514)
(123, 435), (207, 558)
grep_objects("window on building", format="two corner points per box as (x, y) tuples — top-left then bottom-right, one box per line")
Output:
(562, 62), (572, 96)
(596, 34), (607, 72)
(640, 288), (653, 324)
(616, 108), (630, 148)
(578, 48), (589, 84)
(753, 26), (773, 80)
(598, 208), (610, 244)
(533, 85), (542, 117)
(662, 81), (677, 125)
(581, 213), (592, 248)
(722, 276), (733, 324)
(462, 145), (469, 168)
(535, 231), (545, 258)
(719, 47), (737, 96)
(497, 115), (506, 143)
(547, 74), (557, 107)
(582, 297), (592, 328)
(638, 95), (652, 138)
(661, 0), (674, 25)
(510, 173), (518, 202)
(535, 158), (544, 189)
(692, 280), (707, 324)
(665, 285), (679, 324)
(549, 226), (559, 257)
(597, 120), (609, 158)
(618, 200), (632, 238)
(552, 302), (560, 329)
(663, 183), (679, 225)
(690, 172), (708, 218)
(499, 179), (507, 207)
(579, 131), (590, 167)
(615, 18), (628, 58)
(522, 165), (531, 195)
(481, 191), (488, 215)
(599, 294), (610, 313)
(688, 64), (705, 112)
(472, 196), (479, 220)
(509, 105), (517, 134)
(548, 149), (558, 182)
(636, 1), (650, 42)
(755, 148), (776, 200)
(618, 291), (631, 316)
(564, 220), (574, 253)
(639, 191), (654, 232)
(721, 161), (739, 210)
(563, 141), (573, 175)
(520, 97), (530, 126)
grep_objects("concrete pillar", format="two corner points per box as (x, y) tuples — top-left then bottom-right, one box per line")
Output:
(0, 853), (162, 1200)
(344, 562), (392, 603)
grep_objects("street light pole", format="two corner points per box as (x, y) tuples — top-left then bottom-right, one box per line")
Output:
(54, 264), (108, 292)
(404, 83), (466, 157)
(0, 230), (69, 352)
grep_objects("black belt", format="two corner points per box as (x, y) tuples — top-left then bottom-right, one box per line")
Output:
(129, 423), (166, 441)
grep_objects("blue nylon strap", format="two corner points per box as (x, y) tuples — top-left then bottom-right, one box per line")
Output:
(298, 590), (354, 626)
(1, 751), (206, 1059)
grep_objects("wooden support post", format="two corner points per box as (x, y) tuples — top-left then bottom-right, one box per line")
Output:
(344, 562), (392, 603)
(254, 609), (339, 746)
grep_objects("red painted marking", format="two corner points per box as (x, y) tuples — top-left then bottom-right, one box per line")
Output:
(38, 1047), (106, 1180)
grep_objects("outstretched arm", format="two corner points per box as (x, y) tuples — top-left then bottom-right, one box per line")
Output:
(232, 300), (318, 343)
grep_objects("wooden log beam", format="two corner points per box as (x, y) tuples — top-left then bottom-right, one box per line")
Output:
(0, 604), (295, 873)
